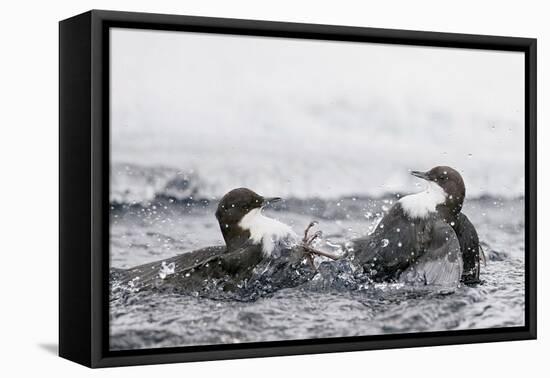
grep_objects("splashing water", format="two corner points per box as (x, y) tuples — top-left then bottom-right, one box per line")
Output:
(158, 261), (175, 280)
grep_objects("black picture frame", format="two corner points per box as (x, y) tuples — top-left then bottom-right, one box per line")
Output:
(59, 9), (537, 368)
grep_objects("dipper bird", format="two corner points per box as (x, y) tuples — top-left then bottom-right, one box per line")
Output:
(349, 166), (482, 286)
(113, 188), (327, 294)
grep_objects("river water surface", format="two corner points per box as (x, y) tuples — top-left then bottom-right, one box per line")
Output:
(109, 190), (525, 350)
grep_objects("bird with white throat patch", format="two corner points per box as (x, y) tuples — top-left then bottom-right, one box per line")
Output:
(348, 166), (483, 287)
(113, 187), (334, 294)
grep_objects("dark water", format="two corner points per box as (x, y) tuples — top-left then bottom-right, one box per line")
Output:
(109, 196), (525, 351)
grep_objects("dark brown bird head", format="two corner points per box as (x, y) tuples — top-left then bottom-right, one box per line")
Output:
(411, 166), (466, 218)
(215, 188), (281, 251)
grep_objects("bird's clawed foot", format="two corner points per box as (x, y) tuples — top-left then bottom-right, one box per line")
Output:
(303, 221), (322, 245)
(301, 221), (339, 269)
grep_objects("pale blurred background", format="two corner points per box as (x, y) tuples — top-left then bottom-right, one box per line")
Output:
(110, 28), (525, 201)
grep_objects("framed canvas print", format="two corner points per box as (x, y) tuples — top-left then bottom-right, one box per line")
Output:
(59, 10), (537, 368)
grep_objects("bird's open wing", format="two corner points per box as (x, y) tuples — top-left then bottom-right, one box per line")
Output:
(160, 242), (264, 293)
(350, 203), (429, 281)
(400, 219), (463, 287)
(111, 245), (226, 291)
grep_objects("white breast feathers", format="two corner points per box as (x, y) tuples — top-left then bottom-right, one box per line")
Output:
(238, 208), (297, 257)
(399, 181), (447, 218)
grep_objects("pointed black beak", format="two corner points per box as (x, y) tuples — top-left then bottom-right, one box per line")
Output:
(262, 197), (282, 207)
(411, 170), (430, 181)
